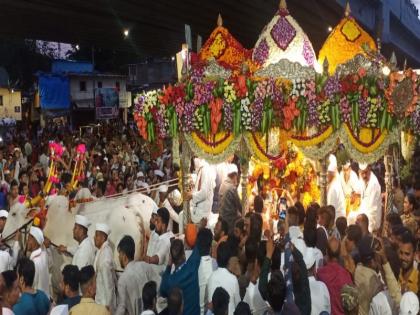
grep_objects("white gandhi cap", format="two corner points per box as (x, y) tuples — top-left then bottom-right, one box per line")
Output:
(95, 223), (111, 236)
(227, 163), (239, 175)
(0, 210), (8, 219)
(75, 215), (91, 229)
(29, 226), (44, 245)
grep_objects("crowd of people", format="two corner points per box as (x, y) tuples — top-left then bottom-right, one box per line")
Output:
(0, 120), (419, 315)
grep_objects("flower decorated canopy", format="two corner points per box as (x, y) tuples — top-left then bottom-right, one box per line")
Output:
(198, 14), (253, 71)
(318, 2), (377, 75)
(252, 0), (317, 69)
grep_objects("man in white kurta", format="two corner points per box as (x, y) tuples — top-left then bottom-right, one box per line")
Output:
(116, 236), (153, 315)
(327, 156), (346, 219)
(28, 226), (50, 298)
(0, 210), (20, 272)
(94, 223), (117, 312)
(60, 215), (96, 269)
(358, 163), (382, 232)
(185, 158), (216, 224)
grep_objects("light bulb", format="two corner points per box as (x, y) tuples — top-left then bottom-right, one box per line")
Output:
(382, 65), (391, 76)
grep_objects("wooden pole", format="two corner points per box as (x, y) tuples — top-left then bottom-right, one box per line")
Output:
(383, 146), (394, 236)
(240, 139), (249, 216)
(180, 133), (191, 230)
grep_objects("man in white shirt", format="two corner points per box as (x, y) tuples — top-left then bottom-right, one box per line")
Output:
(358, 163), (382, 232)
(327, 155), (346, 220)
(184, 157), (216, 224)
(59, 215), (96, 269)
(116, 235), (153, 315)
(94, 223), (117, 312)
(207, 242), (240, 315)
(144, 207), (173, 267)
(197, 228), (216, 315)
(304, 247), (331, 315)
(27, 226), (50, 298)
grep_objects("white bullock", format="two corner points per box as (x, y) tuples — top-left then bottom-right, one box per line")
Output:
(3, 189), (156, 298)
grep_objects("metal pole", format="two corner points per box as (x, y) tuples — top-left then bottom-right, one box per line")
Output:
(383, 146), (394, 235)
(319, 156), (328, 207)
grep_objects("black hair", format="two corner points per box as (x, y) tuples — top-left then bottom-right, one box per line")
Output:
(218, 218), (229, 237)
(226, 234), (241, 257)
(79, 265), (95, 288)
(157, 207), (170, 226)
(212, 287), (230, 315)
(10, 179), (18, 188)
(62, 264), (80, 292)
(267, 271), (285, 311)
(245, 239), (259, 264)
(386, 213), (403, 227)
(16, 257), (35, 287)
(287, 206), (299, 227)
(400, 229), (416, 249)
(168, 287), (183, 315)
(216, 241), (231, 268)
(406, 193), (418, 210)
(346, 224), (362, 245)
(305, 203), (320, 230)
(234, 219), (245, 234)
(303, 226), (317, 248)
(2, 270), (17, 292)
(318, 206), (333, 226)
(254, 195), (264, 214)
(357, 213), (369, 228)
(295, 201), (305, 225)
(336, 216), (347, 238)
(234, 302), (252, 315)
(117, 235), (135, 261)
(197, 228), (213, 257)
(170, 239), (185, 266)
(249, 213), (263, 242)
(142, 281), (157, 310)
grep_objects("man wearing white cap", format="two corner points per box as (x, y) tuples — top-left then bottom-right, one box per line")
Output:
(218, 163), (242, 233)
(304, 247), (331, 315)
(59, 215), (96, 269)
(184, 157), (216, 225)
(358, 163), (382, 232)
(400, 291), (419, 315)
(27, 226), (50, 298)
(0, 209), (9, 237)
(327, 155), (346, 220)
(94, 223), (117, 313)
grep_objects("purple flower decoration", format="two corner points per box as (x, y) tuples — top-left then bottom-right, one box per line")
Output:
(252, 98), (263, 131)
(193, 81), (215, 106)
(182, 102), (195, 132)
(254, 39), (269, 65)
(339, 97), (351, 123)
(223, 102), (233, 130)
(302, 38), (315, 66)
(270, 16), (296, 50)
(358, 97), (369, 126)
(324, 75), (341, 99)
(412, 107), (420, 135)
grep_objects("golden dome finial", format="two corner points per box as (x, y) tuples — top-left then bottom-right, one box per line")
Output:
(217, 14), (223, 27)
(345, 2), (351, 17)
(279, 0), (287, 10)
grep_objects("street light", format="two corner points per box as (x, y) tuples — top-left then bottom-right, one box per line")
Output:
(123, 29), (129, 37)
(327, 26), (333, 32)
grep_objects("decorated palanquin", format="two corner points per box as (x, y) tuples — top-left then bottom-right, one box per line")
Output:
(132, 0), (420, 206)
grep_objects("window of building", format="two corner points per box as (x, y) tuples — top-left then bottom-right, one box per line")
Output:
(97, 81), (102, 88)
(79, 81), (87, 92)
(115, 81), (120, 91)
(14, 106), (20, 113)
(0, 95), (3, 106)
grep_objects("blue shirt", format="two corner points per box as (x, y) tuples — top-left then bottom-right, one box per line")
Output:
(160, 246), (200, 315)
(13, 290), (50, 315)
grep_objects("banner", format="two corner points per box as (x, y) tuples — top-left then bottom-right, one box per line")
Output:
(95, 88), (119, 119)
